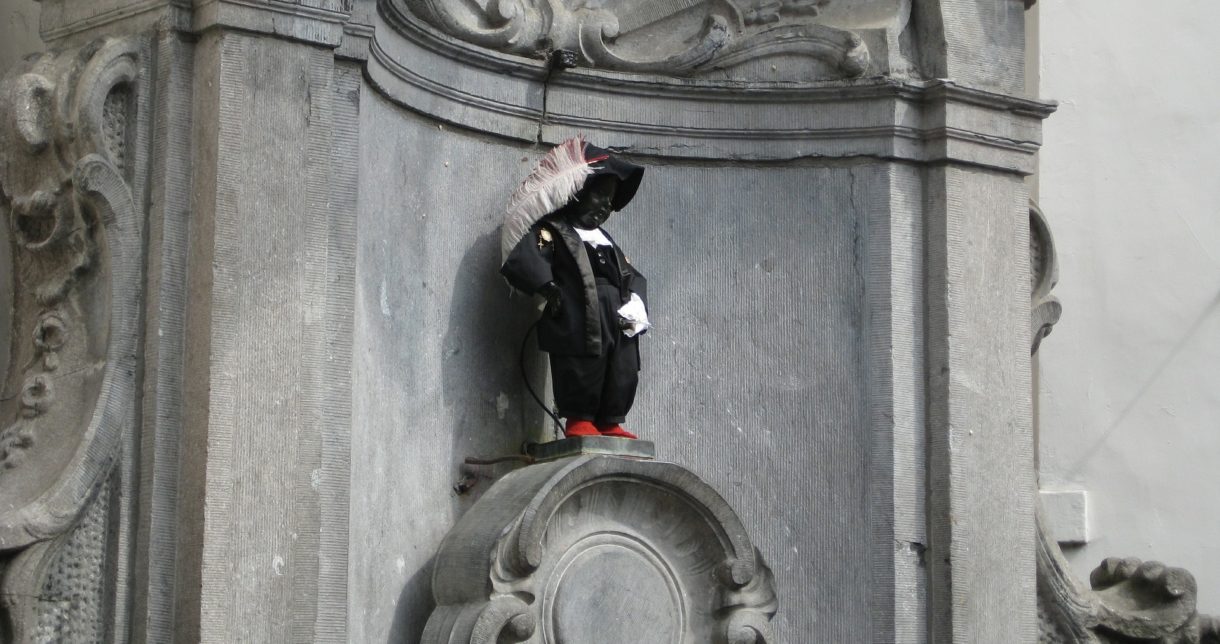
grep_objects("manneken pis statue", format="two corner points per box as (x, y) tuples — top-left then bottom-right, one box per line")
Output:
(499, 137), (650, 439)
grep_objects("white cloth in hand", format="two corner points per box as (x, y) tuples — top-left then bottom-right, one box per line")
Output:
(617, 292), (651, 338)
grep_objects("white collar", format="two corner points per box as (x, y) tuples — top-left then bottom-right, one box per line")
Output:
(574, 227), (613, 247)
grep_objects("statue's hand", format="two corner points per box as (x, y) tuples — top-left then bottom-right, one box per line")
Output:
(539, 282), (562, 318)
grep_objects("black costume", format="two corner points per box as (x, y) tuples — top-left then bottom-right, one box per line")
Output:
(502, 219), (647, 424)
(499, 146), (647, 426)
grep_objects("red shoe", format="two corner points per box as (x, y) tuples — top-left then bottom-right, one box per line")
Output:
(596, 424), (638, 439)
(564, 419), (600, 438)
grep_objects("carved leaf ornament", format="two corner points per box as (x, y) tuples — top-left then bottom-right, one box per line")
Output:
(402, 0), (871, 79)
(0, 37), (143, 639)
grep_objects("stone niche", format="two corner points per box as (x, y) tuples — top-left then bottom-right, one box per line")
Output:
(353, 95), (888, 640)
(352, 1), (1047, 642)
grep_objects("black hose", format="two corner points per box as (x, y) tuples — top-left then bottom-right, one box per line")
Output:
(521, 319), (564, 437)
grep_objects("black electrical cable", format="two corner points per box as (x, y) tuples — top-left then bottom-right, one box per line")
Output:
(521, 318), (564, 436)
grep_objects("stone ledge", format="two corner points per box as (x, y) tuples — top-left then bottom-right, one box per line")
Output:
(192, 0), (350, 47)
(38, 0), (192, 46)
(525, 436), (656, 463)
(38, 0), (360, 49)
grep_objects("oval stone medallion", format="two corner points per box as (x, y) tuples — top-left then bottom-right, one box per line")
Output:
(549, 538), (683, 644)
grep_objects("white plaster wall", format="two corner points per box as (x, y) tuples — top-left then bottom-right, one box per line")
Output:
(1037, 0), (1220, 613)
(0, 0), (42, 70)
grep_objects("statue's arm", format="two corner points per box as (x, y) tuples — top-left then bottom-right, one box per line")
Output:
(622, 253), (647, 306)
(501, 225), (555, 295)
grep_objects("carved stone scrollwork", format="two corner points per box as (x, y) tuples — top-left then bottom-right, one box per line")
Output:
(1037, 506), (1220, 644)
(422, 456), (778, 644)
(1029, 201), (1061, 355)
(1031, 203), (1220, 643)
(0, 37), (143, 641)
(398, 0), (870, 79)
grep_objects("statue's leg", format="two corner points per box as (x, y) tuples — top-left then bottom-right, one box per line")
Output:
(594, 336), (640, 436)
(550, 352), (605, 435)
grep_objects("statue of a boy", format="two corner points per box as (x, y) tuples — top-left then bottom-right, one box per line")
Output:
(500, 137), (649, 439)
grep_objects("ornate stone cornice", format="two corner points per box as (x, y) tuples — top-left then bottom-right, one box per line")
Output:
(37, 0), (359, 50)
(37, 0), (192, 46)
(192, 0), (352, 47)
(367, 1), (1054, 172)
(399, 0), (872, 80)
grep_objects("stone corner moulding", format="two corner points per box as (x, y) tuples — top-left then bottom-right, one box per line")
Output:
(36, 0), (360, 50)
(191, 0), (354, 48)
(422, 455), (778, 644)
(37, 0), (191, 46)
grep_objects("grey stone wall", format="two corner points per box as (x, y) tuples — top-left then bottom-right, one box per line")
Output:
(0, 0), (42, 71)
(350, 100), (536, 643)
(351, 89), (911, 640)
(0, 1), (1052, 642)
(179, 30), (357, 642)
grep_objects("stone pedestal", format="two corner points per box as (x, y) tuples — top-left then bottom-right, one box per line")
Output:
(423, 456), (776, 644)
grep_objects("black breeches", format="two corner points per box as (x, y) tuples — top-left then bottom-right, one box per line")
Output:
(550, 284), (640, 425)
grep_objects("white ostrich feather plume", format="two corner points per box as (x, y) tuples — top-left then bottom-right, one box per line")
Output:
(501, 136), (595, 263)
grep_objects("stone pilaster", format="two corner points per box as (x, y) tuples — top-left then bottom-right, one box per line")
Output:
(3, 2), (360, 642)
(177, 6), (357, 642)
(915, 3), (1047, 641)
(923, 163), (1036, 641)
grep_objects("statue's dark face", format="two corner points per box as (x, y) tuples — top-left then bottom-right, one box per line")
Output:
(568, 175), (618, 230)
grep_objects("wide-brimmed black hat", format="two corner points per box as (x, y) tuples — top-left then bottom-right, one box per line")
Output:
(501, 136), (646, 263)
(582, 142), (645, 212)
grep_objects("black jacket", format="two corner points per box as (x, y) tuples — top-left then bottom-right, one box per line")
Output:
(501, 217), (647, 356)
